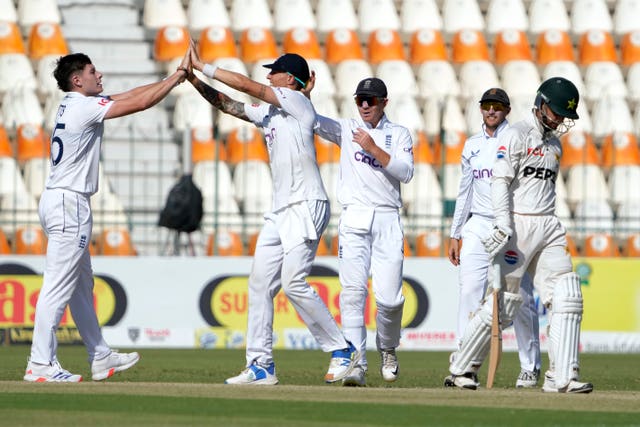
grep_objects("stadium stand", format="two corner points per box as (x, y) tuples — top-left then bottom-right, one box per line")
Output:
(1, 0), (639, 256)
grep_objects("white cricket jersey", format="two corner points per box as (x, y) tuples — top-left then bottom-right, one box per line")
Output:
(45, 92), (113, 195)
(493, 112), (561, 217)
(244, 87), (328, 211)
(314, 114), (414, 209)
(450, 120), (509, 239)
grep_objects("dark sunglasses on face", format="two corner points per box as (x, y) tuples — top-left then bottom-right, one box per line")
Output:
(355, 95), (383, 107)
(480, 101), (506, 111)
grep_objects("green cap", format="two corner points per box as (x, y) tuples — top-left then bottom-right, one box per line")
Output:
(537, 77), (579, 120)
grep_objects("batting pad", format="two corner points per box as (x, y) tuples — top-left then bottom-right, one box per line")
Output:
(549, 272), (583, 389)
(450, 292), (522, 375)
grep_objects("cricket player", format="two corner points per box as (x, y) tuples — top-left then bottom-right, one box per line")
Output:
(447, 88), (541, 388)
(445, 77), (593, 393)
(25, 51), (190, 382)
(312, 77), (414, 386)
(186, 43), (357, 385)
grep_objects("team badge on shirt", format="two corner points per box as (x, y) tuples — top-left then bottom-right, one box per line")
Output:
(497, 145), (507, 159)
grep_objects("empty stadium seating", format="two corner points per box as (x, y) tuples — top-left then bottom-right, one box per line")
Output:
(1, 0), (639, 256)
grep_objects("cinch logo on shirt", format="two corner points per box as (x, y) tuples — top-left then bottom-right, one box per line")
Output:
(473, 168), (492, 179)
(523, 166), (557, 182)
(354, 151), (383, 168)
(497, 145), (507, 159)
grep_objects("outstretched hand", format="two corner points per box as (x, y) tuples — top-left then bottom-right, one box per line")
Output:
(176, 44), (192, 83)
(301, 70), (316, 99)
(189, 38), (204, 73)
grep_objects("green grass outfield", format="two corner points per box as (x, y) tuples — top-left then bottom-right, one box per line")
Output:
(1, 346), (639, 426)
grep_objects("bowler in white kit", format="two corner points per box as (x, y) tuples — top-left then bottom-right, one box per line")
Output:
(186, 43), (357, 385)
(25, 51), (190, 382)
(312, 77), (414, 386)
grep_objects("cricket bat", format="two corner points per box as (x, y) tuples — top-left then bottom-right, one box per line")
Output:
(486, 262), (502, 389)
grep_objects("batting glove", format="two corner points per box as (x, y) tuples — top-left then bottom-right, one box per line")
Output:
(482, 226), (510, 259)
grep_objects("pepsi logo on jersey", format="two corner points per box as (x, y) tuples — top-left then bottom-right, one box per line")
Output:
(523, 166), (557, 182)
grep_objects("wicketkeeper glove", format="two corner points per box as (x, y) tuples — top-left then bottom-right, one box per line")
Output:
(482, 226), (511, 259)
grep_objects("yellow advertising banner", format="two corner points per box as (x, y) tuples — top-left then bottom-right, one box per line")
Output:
(575, 258), (640, 331)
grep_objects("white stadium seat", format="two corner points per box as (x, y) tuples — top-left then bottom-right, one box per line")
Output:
(401, 0), (443, 35)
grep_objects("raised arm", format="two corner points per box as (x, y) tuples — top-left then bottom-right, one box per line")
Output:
(189, 38), (280, 107)
(104, 48), (190, 119)
(186, 72), (250, 121)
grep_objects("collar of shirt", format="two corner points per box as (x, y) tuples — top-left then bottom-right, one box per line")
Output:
(359, 113), (389, 130)
(482, 118), (509, 139)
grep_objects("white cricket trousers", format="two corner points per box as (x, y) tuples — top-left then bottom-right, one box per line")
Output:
(338, 208), (405, 370)
(30, 188), (110, 365)
(460, 214), (541, 372)
(245, 200), (347, 367)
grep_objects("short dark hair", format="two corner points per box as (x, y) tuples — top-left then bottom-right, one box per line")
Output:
(53, 53), (92, 92)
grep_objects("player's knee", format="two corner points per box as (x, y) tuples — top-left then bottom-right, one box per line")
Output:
(552, 272), (583, 314)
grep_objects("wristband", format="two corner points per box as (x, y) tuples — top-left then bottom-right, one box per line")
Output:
(176, 66), (189, 76)
(203, 64), (219, 79)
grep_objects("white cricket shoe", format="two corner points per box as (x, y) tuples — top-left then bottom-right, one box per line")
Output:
(225, 361), (278, 385)
(342, 365), (366, 387)
(325, 341), (358, 383)
(541, 371), (593, 394)
(380, 348), (399, 382)
(24, 360), (83, 383)
(91, 351), (140, 381)
(516, 368), (540, 388)
(444, 372), (480, 390)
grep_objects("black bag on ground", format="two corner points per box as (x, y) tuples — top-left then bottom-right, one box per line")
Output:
(158, 174), (203, 233)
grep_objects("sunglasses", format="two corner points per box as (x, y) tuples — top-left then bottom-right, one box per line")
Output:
(480, 101), (506, 111)
(355, 96), (384, 107)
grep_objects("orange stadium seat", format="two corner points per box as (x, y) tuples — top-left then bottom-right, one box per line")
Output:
(191, 127), (228, 163)
(315, 135), (340, 164)
(153, 26), (190, 61)
(409, 29), (447, 64)
(282, 28), (322, 59)
(403, 237), (413, 257)
(433, 130), (466, 166)
(565, 234), (579, 256)
(207, 230), (244, 256)
(583, 233), (620, 257)
(623, 233), (640, 257)
(415, 231), (446, 257)
(578, 29), (617, 66)
(14, 226), (47, 255)
(451, 29), (489, 64)
(560, 131), (600, 169)
(240, 27), (278, 63)
(325, 29), (364, 64)
(0, 21), (26, 54)
(16, 124), (48, 163)
(226, 126), (269, 165)
(413, 132), (436, 164)
(493, 29), (533, 65)
(621, 30), (640, 66)
(316, 235), (330, 256)
(330, 234), (340, 256)
(198, 26), (237, 62)
(27, 22), (68, 61)
(98, 229), (136, 256)
(535, 30), (574, 65)
(367, 29), (405, 64)
(0, 229), (10, 254)
(247, 232), (260, 255)
(0, 126), (13, 157)
(600, 132), (640, 167)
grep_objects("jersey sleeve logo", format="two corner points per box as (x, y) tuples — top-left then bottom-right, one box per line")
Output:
(98, 97), (110, 106)
(496, 145), (507, 159)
